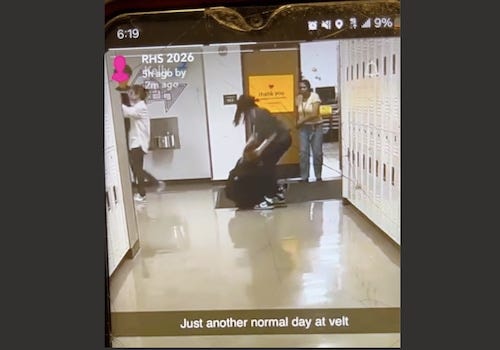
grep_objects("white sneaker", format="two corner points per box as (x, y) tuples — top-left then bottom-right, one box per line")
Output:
(134, 193), (146, 202)
(253, 197), (274, 210)
(156, 181), (166, 192)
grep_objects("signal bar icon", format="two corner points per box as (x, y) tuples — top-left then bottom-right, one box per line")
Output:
(361, 18), (371, 28)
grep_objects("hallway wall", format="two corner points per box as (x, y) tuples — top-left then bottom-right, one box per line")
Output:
(202, 44), (246, 180)
(300, 40), (339, 89)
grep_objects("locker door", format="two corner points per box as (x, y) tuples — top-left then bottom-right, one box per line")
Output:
(105, 67), (131, 275)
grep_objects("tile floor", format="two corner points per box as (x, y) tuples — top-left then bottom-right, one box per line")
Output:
(108, 142), (400, 347)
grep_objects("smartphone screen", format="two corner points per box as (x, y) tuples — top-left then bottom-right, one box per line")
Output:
(105, 0), (400, 347)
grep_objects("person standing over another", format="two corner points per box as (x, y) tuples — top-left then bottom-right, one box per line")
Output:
(296, 79), (323, 182)
(233, 95), (292, 210)
(121, 85), (165, 201)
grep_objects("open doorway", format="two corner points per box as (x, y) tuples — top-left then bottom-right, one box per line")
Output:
(241, 42), (300, 180)
(299, 40), (342, 180)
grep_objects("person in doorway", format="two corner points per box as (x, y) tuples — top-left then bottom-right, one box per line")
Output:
(121, 85), (165, 202)
(296, 79), (323, 182)
(233, 94), (292, 210)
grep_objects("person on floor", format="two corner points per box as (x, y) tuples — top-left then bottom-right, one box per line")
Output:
(121, 84), (165, 202)
(296, 79), (323, 182)
(233, 94), (292, 210)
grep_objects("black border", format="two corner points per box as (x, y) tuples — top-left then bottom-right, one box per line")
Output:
(401, 0), (472, 348)
(7, 0), (104, 349)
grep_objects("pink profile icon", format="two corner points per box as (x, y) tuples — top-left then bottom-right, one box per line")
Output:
(112, 55), (130, 83)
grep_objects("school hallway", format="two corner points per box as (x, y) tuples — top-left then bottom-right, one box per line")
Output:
(108, 142), (401, 348)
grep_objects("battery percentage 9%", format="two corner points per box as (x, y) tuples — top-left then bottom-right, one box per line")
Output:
(373, 17), (393, 28)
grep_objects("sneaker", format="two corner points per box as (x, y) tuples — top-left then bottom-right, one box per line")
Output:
(277, 183), (288, 193)
(134, 193), (146, 202)
(156, 181), (166, 192)
(253, 197), (274, 210)
(272, 192), (286, 205)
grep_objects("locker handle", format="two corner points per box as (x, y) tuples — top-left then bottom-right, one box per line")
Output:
(112, 186), (118, 204)
(105, 191), (111, 211)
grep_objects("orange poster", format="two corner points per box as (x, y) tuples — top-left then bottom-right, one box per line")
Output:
(248, 74), (294, 113)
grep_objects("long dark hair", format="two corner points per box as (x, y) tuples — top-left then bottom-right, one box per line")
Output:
(233, 94), (257, 126)
(299, 79), (312, 92)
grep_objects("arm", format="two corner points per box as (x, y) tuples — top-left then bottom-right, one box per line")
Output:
(242, 133), (258, 161)
(244, 133), (256, 148)
(121, 101), (148, 119)
(297, 101), (321, 127)
(254, 132), (276, 156)
(243, 132), (277, 161)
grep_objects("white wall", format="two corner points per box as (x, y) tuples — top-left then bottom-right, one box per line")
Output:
(144, 47), (212, 180)
(300, 40), (339, 89)
(107, 47), (212, 181)
(202, 45), (246, 180)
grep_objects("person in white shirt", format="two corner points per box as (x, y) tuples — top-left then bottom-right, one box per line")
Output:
(121, 84), (165, 201)
(115, 65), (133, 150)
(296, 79), (323, 182)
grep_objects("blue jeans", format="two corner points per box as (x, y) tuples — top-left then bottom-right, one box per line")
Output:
(299, 124), (323, 180)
